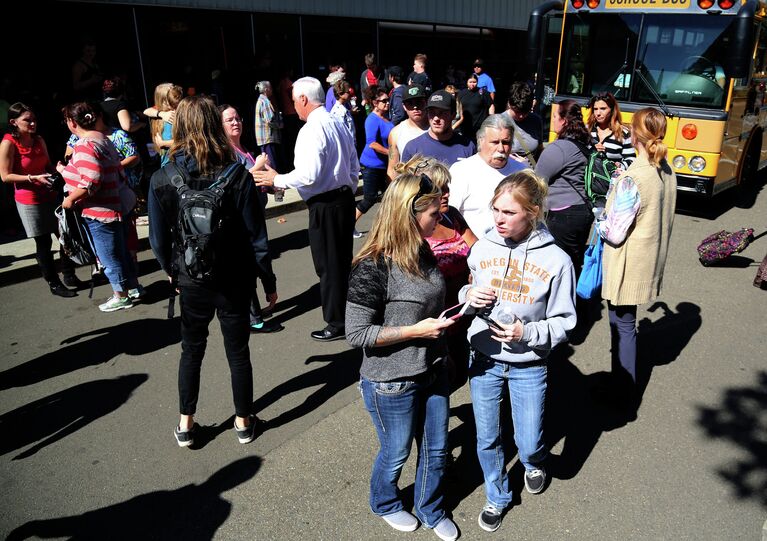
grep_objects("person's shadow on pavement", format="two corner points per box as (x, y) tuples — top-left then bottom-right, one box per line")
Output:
(197, 349), (363, 447)
(255, 348), (362, 430)
(0, 318), (180, 390)
(0, 374), (148, 460)
(697, 370), (767, 510)
(6, 456), (261, 540)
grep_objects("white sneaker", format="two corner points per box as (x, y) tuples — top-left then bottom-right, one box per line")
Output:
(382, 510), (419, 532)
(99, 295), (133, 312)
(433, 517), (459, 541)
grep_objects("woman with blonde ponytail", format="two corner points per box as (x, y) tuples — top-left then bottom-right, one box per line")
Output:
(345, 173), (459, 540)
(595, 107), (677, 412)
(460, 170), (576, 531)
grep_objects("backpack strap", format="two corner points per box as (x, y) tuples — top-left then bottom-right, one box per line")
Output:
(165, 163), (190, 194)
(209, 162), (243, 190)
(562, 139), (594, 209)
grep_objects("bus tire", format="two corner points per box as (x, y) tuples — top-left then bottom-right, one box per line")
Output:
(739, 129), (762, 186)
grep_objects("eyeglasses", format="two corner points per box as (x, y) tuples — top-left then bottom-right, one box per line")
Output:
(376, 98), (390, 103)
(411, 174), (434, 214)
(404, 99), (426, 109)
(223, 117), (242, 124)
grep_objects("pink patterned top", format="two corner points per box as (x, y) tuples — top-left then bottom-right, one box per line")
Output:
(426, 207), (471, 309)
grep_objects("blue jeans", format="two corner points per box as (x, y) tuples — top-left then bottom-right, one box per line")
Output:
(469, 350), (548, 509)
(86, 218), (138, 293)
(357, 167), (387, 214)
(360, 368), (449, 528)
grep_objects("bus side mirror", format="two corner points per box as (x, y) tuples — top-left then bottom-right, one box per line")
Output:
(726, 0), (757, 78)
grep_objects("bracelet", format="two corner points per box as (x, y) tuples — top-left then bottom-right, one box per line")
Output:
(27, 174), (32, 182)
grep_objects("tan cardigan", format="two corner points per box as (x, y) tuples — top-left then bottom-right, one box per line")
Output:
(602, 154), (677, 306)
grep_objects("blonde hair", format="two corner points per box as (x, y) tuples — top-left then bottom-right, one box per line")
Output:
(150, 82), (174, 141)
(492, 170), (548, 232)
(631, 108), (667, 167)
(395, 154), (451, 192)
(353, 173), (441, 277)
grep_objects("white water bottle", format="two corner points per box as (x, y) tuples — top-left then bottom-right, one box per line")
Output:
(496, 306), (517, 325)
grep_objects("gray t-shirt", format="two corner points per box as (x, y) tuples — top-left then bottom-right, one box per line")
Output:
(535, 138), (589, 209)
(345, 253), (447, 381)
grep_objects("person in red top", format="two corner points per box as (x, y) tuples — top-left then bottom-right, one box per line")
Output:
(0, 103), (80, 297)
(58, 102), (140, 312)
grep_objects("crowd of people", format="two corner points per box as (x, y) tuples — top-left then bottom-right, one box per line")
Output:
(0, 46), (678, 539)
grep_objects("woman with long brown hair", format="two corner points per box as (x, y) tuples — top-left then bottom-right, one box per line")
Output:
(586, 91), (635, 172)
(148, 95), (277, 448)
(595, 107), (677, 412)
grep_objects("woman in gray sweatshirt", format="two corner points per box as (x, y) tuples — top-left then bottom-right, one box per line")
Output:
(345, 174), (459, 541)
(459, 170), (576, 533)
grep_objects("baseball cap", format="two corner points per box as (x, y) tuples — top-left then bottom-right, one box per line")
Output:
(403, 84), (427, 102)
(426, 90), (455, 111)
(326, 70), (345, 85)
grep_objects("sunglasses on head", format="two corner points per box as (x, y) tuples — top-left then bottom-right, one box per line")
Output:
(411, 174), (434, 214)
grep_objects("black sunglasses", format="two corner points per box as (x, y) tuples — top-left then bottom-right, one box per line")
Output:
(411, 174), (434, 214)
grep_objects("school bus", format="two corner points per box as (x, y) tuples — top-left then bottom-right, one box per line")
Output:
(527, 0), (767, 196)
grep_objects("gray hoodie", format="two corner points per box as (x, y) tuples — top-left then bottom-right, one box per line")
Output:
(458, 225), (576, 363)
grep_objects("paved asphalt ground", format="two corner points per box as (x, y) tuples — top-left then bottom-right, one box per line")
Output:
(0, 179), (765, 540)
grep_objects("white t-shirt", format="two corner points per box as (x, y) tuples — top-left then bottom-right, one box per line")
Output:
(448, 154), (526, 237)
(396, 121), (428, 156)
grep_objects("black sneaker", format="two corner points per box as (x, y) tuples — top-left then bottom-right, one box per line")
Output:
(478, 504), (503, 532)
(524, 467), (547, 494)
(173, 423), (198, 448)
(234, 415), (261, 444)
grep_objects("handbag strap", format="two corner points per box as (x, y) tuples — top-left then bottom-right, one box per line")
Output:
(512, 120), (537, 168)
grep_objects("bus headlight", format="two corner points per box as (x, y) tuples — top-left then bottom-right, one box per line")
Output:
(672, 155), (687, 169)
(689, 156), (706, 173)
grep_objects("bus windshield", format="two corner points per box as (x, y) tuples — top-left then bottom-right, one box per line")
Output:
(558, 12), (736, 109)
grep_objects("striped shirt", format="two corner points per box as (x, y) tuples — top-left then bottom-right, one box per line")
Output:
(62, 135), (123, 222)
(590, 127), (636, 171)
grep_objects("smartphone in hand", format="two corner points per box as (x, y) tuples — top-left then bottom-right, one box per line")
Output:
(476, 312), (504, 331)
(439, 302), (470, 321)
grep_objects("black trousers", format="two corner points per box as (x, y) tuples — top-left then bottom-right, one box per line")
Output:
(178, 285), (253, 418)
(546, 204), (594, 278)
(35, 234), (75, 284)
(307, 185), (355, 330)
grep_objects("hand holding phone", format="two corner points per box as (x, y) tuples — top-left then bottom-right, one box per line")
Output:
(439, 302), (470, 321)
(476, 312), (504, 331)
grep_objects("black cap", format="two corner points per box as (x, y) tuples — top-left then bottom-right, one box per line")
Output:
(426, 90), (455, 111)
(403, 84), (427, 102)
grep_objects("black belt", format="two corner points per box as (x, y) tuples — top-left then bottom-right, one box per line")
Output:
(306, 185), (352, 205)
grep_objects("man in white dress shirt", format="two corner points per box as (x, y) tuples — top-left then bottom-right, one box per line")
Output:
(448, 114), (526, 237)
(254, 77), (360, 342)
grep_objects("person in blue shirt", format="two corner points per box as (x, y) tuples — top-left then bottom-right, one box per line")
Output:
(473, 58), (496, 114)
(356, 86), (393, 237)
(401, 90), (475, 167)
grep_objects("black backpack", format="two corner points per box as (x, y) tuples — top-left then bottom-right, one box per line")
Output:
(166, 162), (241, 284)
